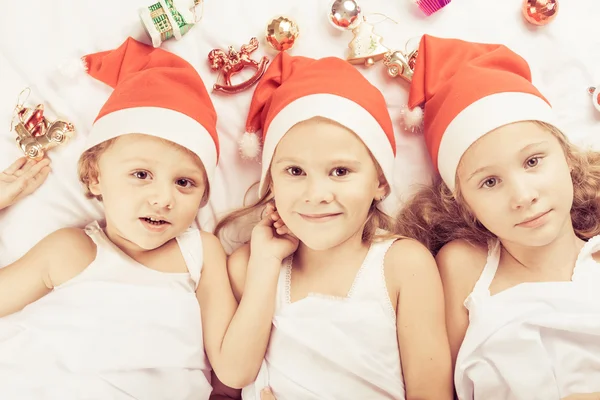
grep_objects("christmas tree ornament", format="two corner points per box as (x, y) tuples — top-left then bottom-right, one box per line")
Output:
(140, 0), (202, 48)
(522, 0), (558, 26)
(412, 0), (451, 16)
(588, 86), (600, 112)
(208, 38), (270, 94)
(266, 16), (300, 52)
(10, 89), (75, 160)
(328, 0), (390, 67)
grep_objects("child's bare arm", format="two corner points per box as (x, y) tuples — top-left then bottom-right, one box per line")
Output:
(0, 228), (94, 317)
(436, 240), (486, 368)
(197, 233), (280, 389)
(390, 239), (454, 400)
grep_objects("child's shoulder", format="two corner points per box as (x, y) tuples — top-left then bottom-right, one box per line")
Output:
(435, 239), (488, 293)
(40, 228), (96, 287)
(45, 227), (96, 255)
(384, 238), (438, 279)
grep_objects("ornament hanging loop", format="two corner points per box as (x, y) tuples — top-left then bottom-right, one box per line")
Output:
(11, 87), (32, 132)
(364, 12), (399, 26)
(192, 0), (204, 23)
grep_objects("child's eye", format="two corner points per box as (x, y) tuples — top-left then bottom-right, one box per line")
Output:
(525, 156), (541, 168)
(481, 177), (498, 189)
(133, 171), (150, 180)
(286, 167), (304, 176)
(176, 178), (195, 188)
(331, 167), (349, 177)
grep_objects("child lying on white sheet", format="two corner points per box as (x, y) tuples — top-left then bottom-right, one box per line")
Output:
(0, 37), (273, 400)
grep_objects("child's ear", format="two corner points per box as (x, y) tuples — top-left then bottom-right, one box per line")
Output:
(88, 176), (101, 196)
(375, 173), (389, 201)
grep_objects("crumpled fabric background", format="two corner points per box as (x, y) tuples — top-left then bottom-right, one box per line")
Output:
(0, 0), (598, 264)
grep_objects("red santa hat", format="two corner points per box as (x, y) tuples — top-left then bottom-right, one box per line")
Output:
(406, 35), (557, 190)
(82, 37), (219, 188)
(243, 51), (396, 208)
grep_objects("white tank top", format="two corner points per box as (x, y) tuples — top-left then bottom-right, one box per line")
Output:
(455, 235), (600, 400)
(242, 238), (405, 400)
(0, 221), (212, 400)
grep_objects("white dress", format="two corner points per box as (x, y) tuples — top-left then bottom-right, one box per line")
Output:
(0, 221), (212, 400)
(242, 238), (405, 400)
(455, 236), (600, 400)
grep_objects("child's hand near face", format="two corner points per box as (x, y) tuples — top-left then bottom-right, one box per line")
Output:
(0, 157), (51, 211)
(250, 202), (299, 263)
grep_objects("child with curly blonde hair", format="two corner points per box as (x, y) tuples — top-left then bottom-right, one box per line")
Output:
(397, 35), (600, 400)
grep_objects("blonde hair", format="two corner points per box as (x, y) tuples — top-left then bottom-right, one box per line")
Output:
(396, 121), (600, 255)
(78, 135), (210, 204)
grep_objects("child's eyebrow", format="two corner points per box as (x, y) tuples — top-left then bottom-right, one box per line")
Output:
(519, 141), (548, 154)
(467, 166), (492, 182)
(273, 157), (362, 167)
(467, 141), (550, 181)
(121, 157), (156, 164)
(273, 157), (302, 165)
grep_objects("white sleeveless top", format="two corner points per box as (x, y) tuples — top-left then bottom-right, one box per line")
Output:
(242, 238), (405, 400)
(0, 221), (211, 400)
(455, 236), (600, 400)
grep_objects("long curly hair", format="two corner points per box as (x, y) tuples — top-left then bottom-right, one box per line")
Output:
(396, 122), (600, 255)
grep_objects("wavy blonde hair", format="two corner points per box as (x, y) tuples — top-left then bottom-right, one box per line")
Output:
(396, 122), (600, 255)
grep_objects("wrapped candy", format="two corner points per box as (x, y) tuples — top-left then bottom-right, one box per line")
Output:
(140, 0), (201, 47)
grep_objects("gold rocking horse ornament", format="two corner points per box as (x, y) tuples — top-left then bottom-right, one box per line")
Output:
(208, 37), (269, 94)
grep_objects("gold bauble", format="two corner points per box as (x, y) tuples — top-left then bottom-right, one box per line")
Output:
(266, 16), (299, 52)
(522, 0), (558, 26)
(328, 0), (362, 30)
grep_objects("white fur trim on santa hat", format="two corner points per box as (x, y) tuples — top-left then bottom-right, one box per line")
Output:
(438, 92), (557, 190)
(84, 107), (217, 190)
(258, 94), (395, 210)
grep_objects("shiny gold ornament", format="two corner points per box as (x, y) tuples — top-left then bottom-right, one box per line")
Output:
(266, 16), (300, 51)
(208, 38), (270, 94)
(328, 0), (389, 67)
(10, 89), (75, 160)
(346, 18), (390, 66)
(522, 0), (559, 26)
(383, 48), (418, 83)
(328, 0), (362, 30)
